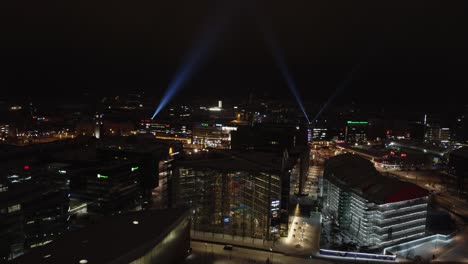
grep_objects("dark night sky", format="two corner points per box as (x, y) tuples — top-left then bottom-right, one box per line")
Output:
(0, 0), (467, 109)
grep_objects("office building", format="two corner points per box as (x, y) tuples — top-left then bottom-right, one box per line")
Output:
(231, 124), (309, 195)
(138, 120), (192, 143)
(0, 185), (69, 261)
(192, 122), (237, 149)
(311, 128), (328, 142)
(345, 121), (368, 144)
(425, 124), (450, 143)
(96, 136), (182, 208)
(174, 150), (295, 240)
(323, 154), (429, 248)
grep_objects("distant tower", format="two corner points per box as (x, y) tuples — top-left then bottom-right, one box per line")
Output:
(218, 100), (222, 108)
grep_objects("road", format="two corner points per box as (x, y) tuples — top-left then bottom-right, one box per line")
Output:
(378, 169), (468, 221)
(434, 194), (468, 221)
(186, 241), (333, 264)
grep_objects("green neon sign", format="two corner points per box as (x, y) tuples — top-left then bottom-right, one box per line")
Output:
(347, 121), (368, 125)
(131, 166), (139, 172)
(97, 174), (109, 179)
(201, 123), (209, 127)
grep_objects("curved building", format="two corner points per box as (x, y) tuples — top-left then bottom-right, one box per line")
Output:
(323, 154), (428, 248)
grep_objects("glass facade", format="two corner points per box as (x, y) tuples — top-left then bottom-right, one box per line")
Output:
(323, 179), (428, 248)
(176, 168), (282, 240)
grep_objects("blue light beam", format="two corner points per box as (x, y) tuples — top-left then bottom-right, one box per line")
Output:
(262, 27), (311, 123)
(310, 63), (362, 125)
(151, 7), (231, 120)
(310, 41), (379, 124)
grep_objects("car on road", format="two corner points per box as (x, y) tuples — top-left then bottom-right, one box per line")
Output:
(223, 245), (233, 250)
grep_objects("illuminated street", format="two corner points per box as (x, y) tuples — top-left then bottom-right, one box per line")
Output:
(186, 241), (333, 264)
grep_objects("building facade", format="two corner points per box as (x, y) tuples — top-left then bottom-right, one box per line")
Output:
(323, 154), (428, 248)
(174, 151), (293, 240)
(345, 121), (369, 144)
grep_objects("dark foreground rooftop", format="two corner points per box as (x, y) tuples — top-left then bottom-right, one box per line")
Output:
(14, 208), (189, 264)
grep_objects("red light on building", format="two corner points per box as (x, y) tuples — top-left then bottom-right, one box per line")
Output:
(24, 165), (30, 170)
(401, 153), (407, 157)
(390, 151), (395, 155)
(386, 130), (391, 135)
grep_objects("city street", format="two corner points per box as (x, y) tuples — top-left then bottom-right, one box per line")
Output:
(185, 241), (333, 264)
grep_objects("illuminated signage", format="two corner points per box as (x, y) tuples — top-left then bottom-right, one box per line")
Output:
(347, 121), (368, 125)
(271, 200), (280, 218)
(201, 123), (209, 127)
(97, 174), (109, 179)
(131, 166), (139, 172)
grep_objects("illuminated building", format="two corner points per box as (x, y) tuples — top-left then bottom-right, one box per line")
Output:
(15, 208), (191, 264)
(425, 124), (451, 143)
(175, 150), (295, 240)
(70, 161), (141, 214)
(345, 121), (368, 144)
(191, 122), (236, 149)
(231, 125), (309, 195)
(0, 185), (69, 261)
(138, 120), (192, 143)
(0, 124), (15, 143)
(311, 128), (328, 141)
(323, 154), (428, 248)
(95, 136), (182, 209)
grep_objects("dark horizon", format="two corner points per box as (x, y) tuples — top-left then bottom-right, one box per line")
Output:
(1, 0), (467, 110)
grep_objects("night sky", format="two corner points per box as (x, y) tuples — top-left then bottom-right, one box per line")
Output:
(1, 0), (467, 109)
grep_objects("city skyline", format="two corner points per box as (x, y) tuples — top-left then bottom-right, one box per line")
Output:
(2, 1), (468, 263)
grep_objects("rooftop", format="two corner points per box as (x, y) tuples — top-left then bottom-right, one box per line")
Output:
(14, 208), (189, 264)
(325, 154), (428, 204)
(177, 150), (289, 173)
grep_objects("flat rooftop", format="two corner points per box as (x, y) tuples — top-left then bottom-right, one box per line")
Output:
(14, 208), (189, 264)
(177, 150), (289, 173)
(325, 154), (428, 204)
